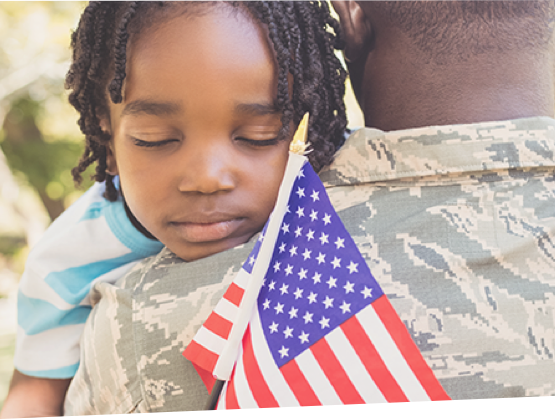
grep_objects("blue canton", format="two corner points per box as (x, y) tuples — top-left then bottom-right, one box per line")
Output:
(257, 162), (384, 368)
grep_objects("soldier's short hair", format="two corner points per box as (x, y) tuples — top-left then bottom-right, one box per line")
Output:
(372, 1), (555, 63)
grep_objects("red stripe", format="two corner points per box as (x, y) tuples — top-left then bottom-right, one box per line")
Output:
(373, 296), (450, 401)
(310, 338), (365, 404)
(341, 315), (408, 402)
(203, 312), (233, 340)
(280, 359), (321, 406)
(225, 365), (240, 409)
(224, 282), (245, 307)
(242, 326), (279, 408)
(183, 340), (218, 374)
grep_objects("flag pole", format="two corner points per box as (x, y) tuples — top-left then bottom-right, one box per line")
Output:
(205, 380), (225, 410)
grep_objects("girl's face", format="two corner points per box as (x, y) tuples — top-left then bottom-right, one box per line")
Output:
(106, 7), (291, 262)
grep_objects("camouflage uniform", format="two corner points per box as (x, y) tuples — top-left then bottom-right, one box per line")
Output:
(64, 117), (555, 414)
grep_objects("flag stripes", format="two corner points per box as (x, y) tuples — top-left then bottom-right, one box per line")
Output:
(326, 323), (387, 403)
(372, 297), (450, 401)
(310, 338), (365, 404)
(216, 295), (449, 408)
(340, 314), (406, 402)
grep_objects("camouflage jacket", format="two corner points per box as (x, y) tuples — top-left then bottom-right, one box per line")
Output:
(64, 117), (555, 414)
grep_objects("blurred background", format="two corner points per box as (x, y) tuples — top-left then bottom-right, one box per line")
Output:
(0, 1), (363, 410)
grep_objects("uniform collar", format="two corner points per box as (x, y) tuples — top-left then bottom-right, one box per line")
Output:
(320, 117), (555, 187)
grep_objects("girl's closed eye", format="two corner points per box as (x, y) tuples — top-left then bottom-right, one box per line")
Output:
(132, 138), (180, 148)
(235, 137), (278, 147)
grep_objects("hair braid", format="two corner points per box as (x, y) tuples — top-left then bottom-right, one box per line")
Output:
(109, 2), (139, 104)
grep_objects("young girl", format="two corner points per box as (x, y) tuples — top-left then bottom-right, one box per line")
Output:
(1, 1), (348, 417)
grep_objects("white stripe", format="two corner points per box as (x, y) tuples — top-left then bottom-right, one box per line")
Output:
(325, 326), (387, 403)
(231, 343), (259, 408)
(214, 297), (240, 323)
(294, 345), (343, 405)
(192, 325), (227, 356)
(357, 305), (430, 401)
(233, 268), (251, 290)
(14, 324), (82, 371)
(250, 308), (300, 407)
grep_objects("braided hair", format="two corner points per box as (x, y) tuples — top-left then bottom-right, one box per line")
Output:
(66, 1), (348, 202)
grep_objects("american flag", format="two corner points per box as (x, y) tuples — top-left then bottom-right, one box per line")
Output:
(184, 153), (450, 408)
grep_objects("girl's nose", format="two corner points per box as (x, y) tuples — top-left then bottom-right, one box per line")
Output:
(178, 149), (235, 195)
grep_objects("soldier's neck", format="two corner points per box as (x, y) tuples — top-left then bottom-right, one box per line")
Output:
(360, 50), (555, 132)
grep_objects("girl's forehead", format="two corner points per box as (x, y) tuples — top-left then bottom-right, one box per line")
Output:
(128, 5), (271, 68)
(113, 4), (278, 120)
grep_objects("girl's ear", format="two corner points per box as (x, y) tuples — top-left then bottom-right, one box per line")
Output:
(331, 1), (372, 64)
(100, 118), (119, 176)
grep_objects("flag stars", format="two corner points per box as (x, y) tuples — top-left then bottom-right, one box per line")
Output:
(310, 209), (318, 222)
(274, 302), (284, 314)
(340, 301), (351, 314)
(319, 233), (329, 245)
(289, 245), (298, 257)
(296, 207), (305, 218)
(327, 276), (337, 289)
(278, 346), (289, 358)
(297, 169), (305, 179)
(302, 248), (312, 260)
(303, 311), (314, 324)
(294, 226), (303, 237)
(268, 280), (276, 291)
(289, 307), (298, 319)
(298, 268), (308, 280)
(323, 213), (332, 225)
(319, 316), (330, 329)
(344, 281), (355, 294)
(284, 264), (293, 276)
(347, 261), (359, 274)
(335, 237), (345, 249)
(323, 296), (334, 309)
(269, 322), (279, 333)
(299, 331), (310, 344)
(308, 292), (318, 304)
(311, 190), (320, 202)
(273, 261), (281, 272)
(331, 256), (341, 269)
(316, 252), (326, 264)
(263, 299), (271, 310)
(283, 326), (294, 339)
(306, 229), (315, 241)
(294, 288), (304, 299)
(296, 187), (305, 198)
(279, 242), (287, 253)
(312, 272), (322, 284)
(361, 286), (373, 299)
(279, 283), (289, 295)
(281, 223), (290, 234)
(248, 256), (255, 265)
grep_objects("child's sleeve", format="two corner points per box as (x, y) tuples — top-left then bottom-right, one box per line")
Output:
(13, 182), (164, 378)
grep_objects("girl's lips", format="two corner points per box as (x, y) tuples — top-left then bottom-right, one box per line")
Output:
(170, 219), (241, 243)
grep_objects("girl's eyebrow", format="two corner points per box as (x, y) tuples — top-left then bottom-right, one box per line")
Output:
(121, 100), (181, 117)
(235, 102), (280, 117)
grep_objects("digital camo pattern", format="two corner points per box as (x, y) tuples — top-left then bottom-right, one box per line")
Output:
(65, 117), (555, 414)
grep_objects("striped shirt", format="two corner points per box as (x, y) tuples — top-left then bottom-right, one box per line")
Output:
(14, 181), (163, 378)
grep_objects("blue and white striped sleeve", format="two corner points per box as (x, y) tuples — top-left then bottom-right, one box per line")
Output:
(14, 182), (163, 378)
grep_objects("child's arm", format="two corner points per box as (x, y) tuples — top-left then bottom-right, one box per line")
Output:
(0, 370), (71, 418)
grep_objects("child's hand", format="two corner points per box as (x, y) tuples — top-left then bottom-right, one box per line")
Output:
(0, 370), (71, 418)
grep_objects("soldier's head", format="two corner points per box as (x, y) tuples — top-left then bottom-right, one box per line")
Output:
(332, 1), (555, 130)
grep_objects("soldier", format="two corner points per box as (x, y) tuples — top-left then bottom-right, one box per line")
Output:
(64, 0), (555, 413)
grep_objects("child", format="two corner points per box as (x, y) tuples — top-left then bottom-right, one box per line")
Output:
(0, 1), (348, 417)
